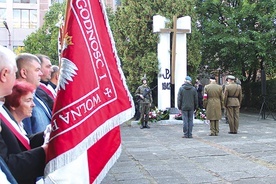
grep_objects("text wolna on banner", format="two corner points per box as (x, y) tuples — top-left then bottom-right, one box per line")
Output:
(44, 0), (135, 183)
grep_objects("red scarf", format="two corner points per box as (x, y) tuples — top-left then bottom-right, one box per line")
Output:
(0, 113), (31, 150)
(39, 83), (55, 100)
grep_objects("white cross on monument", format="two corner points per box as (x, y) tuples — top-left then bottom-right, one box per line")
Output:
(153, 15), (191, 110)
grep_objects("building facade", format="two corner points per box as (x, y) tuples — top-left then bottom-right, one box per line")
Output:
(0, 0), (120, 50)
(0, 0), (50, 49)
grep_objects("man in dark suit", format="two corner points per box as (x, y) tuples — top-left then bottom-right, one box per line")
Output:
(36, 54), (55, 110)
(48, 65), (59, 95)
(195, 78), (203, 109)
(16, 53), (52, 134)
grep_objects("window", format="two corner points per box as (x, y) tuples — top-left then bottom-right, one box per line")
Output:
(13, 9), (37, 28)
(13, 9), (20, 28)
(21, 9), (29, 28)
(13, 0), (37, 3)
(0, 0), (6, 3)
(0, 8), (6, 28)
(29, 10), (37, 28)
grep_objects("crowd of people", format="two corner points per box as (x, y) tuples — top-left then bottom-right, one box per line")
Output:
(0, 46), (59, 184)
(1, 44), (243, 182)
(135, 73), (242, 139)
(177, 75), (242, 138)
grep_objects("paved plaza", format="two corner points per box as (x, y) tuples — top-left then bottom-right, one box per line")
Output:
(102, 112), (276, 184)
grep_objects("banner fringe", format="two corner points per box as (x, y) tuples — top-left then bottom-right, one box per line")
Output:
(99, 0), (135, 111)
(44, 0), (136, 182)
(45, 107), (133, 176)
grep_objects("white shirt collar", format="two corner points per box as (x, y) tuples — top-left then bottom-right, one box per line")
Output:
(0, 104), (29, 138)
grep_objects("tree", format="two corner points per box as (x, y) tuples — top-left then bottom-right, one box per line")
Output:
(23, 2), (66, 65)
(196, 0), (276, 82)
(196, 0), (276, 108)
(109, 0), (202, 99)
(22, 1), (202, 106)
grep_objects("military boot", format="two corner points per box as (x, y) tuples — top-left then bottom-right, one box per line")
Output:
(145, 122), (150, 129)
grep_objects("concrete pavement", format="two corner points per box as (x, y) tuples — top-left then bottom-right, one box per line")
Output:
(102, 112), (276, 184)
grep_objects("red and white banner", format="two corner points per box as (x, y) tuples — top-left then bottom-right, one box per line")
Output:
(44, 0), (135, 183)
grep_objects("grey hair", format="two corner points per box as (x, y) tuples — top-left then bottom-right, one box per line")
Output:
(51, 65), (59, 78)
(0, 46), (16, 70)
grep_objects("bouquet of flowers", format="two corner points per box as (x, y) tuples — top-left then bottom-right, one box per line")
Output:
(174, 112), (182, 120)
(195, 108), (207, 121)
(148, 107), (169, 122)
(174, 109), (207, 123)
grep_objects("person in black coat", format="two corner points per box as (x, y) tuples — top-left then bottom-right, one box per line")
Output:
(35, 54), (55, 110)
(0, 45), (19, 183)
(0, 81), (49, 184)
(195, 79), (203, 109)
(177, 76), (198, 138)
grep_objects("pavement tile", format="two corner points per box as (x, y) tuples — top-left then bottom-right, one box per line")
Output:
(101, 112), (276, 184)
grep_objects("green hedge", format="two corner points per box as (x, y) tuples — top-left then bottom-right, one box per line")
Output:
(242, 78), (276, 112)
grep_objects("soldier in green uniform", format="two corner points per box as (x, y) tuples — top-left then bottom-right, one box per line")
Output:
(224, 75), (242, 134)
(203, 76), (223, 136)
(135, 76), (152, 129)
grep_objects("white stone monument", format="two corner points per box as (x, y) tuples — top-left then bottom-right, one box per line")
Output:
(153, 15), (171, 110)
(153, 15), (191, 110)
(174, 16), (191, 107)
